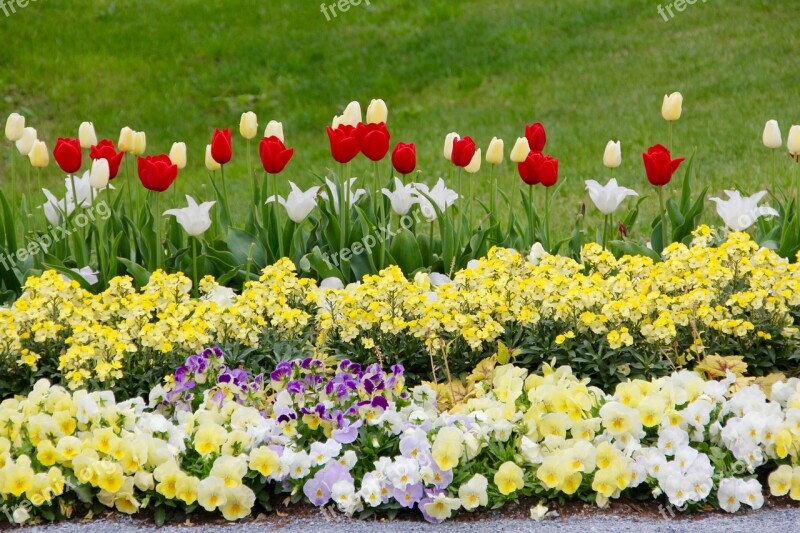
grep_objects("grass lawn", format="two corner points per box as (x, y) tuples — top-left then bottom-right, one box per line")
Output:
(2, 0), (799, 236)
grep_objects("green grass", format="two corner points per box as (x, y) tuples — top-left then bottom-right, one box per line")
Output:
(2, 0), (799, 236)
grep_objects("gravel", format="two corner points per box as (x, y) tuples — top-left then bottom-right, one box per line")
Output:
(16, 507), (800, 533)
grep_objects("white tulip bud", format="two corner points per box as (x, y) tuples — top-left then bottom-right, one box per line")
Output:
(762, 120), (782, 149)
(465, 149), (482, 174)
(264, 120), (285, 142)
(341, 101), (362, 127)
(29, 140), (49, 167)
(90, 158), (110, 189)
(443, 132), (460, 161)
(132, 131), (147, 155)
(603, 140), (622, 168)
(205, 144), (221, 171)
(486, 137), (504, 165)
(5, 112), (25, 141)
(15, 127), (37, 156)
(169, 142), (187, 169)
(79, 121), (97, 148)
(331, 115), (343, 129)
(239, 111), (258, 140)
(787, 125), (800, 155)
(118, 126), (135, 153)
(661, 92), (683, 121)
(366, 98), (388, 124)
(509, 137), (530, 163)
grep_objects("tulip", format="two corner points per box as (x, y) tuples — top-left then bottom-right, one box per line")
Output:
(527, 242), (548, 265)
(603, 140), (622, 169)
(266, 182), (320, 223)
(64, 173), (97, 208)
(90, 140), (124, 179)
(584, 179), (639, 215)
(210, 128), (232, 164)
(443, 132), (460, 160)
(762, 120), (782, 149)
(465, 148), (482, 173)
(412, 179), (459, 221)
(451, 136), (477, 168)
(341, 101), (362, 127)
(661, 92), (683, 121)
(164, 195), (215, 236)
(29, 140), (49, 168)
(391, 142), (416, 175)
(79, 122), (97, 149)
(15, 127), (37, 155)
(205, 144), (221, 171)
(509, 137), (530, 163)
(321, 177), (366, 213)
(90, 158), (110, 190)
(169, 142), (187, 169)
(118, 127), (135, 153)
(326, 125), (360, 164)
(518, 152), (558, 187)
(642, 144), (684, 186)
(366, 99), (388, 124)
(41, 188), (70, 226)
(53, 138), (82, 174)
(486, 137), (504, 165)
(132, 131), (147, 155)
(5, 112), (24, 141)
(239, 111), (258, 140)
(356, 122), (390, 161)
(264, 120), (285, 143)
(788, 125), (800, 155)
(525, 122), (546, 153)
(709, 190), (778, 232)
(259, 136), (294, 174)
(331, 115), (344, 129)
(138, 154), (178, 192)
(382, 177), (417, 216)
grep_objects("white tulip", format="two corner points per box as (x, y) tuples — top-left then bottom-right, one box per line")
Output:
(320, 277), (345, 290)
(366, 99), (388, 124)
(264, 120), (285, 142)
(341, 101), (362, 127)
(465, 148), (482, 173)
(320, 177), (366, 214)
(787, 125), (800, 155)
(412, 179), (459, 221)
(132, 131), (147, 155)
(163, 195), (216, 236)
(169, 142), (187, 169)
(331, 115), (343, 129)
(15, 127), (37, 155)
(509, 137), (531, 163)
(443, 132), (460, 161)
(584, 179), (638, 215)
(71, 266), (99, 285)
(527, 242), (548, 265)
(486, 137), (504, 165)
(40, 188), (71, 227)
(661, 92), (683, 121)
(65, 172), (98, 208)
(266, 181), (321, 223)
(90, 158), (110, 190)
(603, 140), (622, 168)
(79, 121), (97, 148)
(762, 120), (782, 149)
(29, 140), (49, 167)
(381, 177), (418, 216)
(205, 144), (221, 171)
(118, 126), (135, 153)
(5, 112), (24, 141)
(239, 111), (258, 140)
(709, 190), (778, 232)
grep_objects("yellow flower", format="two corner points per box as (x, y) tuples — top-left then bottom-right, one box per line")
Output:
(768, 465), (793, 496)
(249, 446), (280, 478)
(220, 485), (256, 521)
(432, 426), (464, 471)
(494, 461), (524, 495)
(198, 476), (228, 512)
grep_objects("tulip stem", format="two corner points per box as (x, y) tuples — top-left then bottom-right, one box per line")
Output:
(657, 186), (668, 253)
(602, 214), (610, 250)
(154, 193), (162, 271)
(489, 165), (496, 228)
(9, 149), (16, 209)
(527, 185), (535, 247)
(192, 237), (199, 298)
(544, 186), (551, 252)
(771, 149), (777, 197)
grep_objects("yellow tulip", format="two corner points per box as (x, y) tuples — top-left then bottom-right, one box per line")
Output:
(79, 121), (97, 148)
(29, 140), (49, 167)
(486, 137), (504, 165)
(509, 137), (530, 163)
(239, 111), (258, 140)
(169, 142), (187, 169)
(366, 98), (388, 124)
(661, 92), (683, 121)
(118, 126), (135, 153)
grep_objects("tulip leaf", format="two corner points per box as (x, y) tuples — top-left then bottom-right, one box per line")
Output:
(666, 198), (685, 227)
(0, 190), (18, 252)
(609, 240), (661, 263)
(299, 246), (342, 280)
(227, 228), (267, 271)
(679, 149), (698, 214)
(389, 229), (424, 276)
(118, 257), (152, 288)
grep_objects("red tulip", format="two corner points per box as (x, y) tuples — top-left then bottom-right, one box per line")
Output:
(53, 137), (82, 174)
(356, 122), (390, 161)
(326, 125), (360, 164)
(89, 140), (124, 179)
(451, 136), (476, 168)
(210, 128), (232, 165)
(137, 154), (178, 192)
(525, 122), (547, 153)
(517, 152), (559, 187)
(642, 144), (685, 186)
(391, 142), (416, 175)
(259, 136), (294, 174)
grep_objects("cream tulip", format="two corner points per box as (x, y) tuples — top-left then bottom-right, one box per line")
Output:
(169, 142), (187, 169)
(603, 140), (622, 168)
(341, 101), (362, 127)
(486, 137), (504, 165)
(509, 137), (531, 163)
(118, 127), (135, 153)
(79, 121), (97, 148)
(762, 120), (782, 149)
(239, 111), (258, 140)
(787, 125), (800, 155)
(29, 140), (49, 167)
(15, 127), (37, 156)
(443, 132), (460, 161)
(90, 158), (110, 189)
(366, 99), (388, 124)
(465, 148), (482, 173)
(205, 144), (221, 171)
(5, 112), (25, 141)
(661, 92), (683, 121)
(264, 120), (285, 142)
(132, 131), (147, 155)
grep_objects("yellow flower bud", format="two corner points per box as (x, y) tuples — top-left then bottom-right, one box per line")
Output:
(661, 92), (683, 121)
(239, 111), (258, 140)
(486, 137), (504, 165)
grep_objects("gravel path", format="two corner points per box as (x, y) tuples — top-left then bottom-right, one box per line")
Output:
(16, 507), (800, 533)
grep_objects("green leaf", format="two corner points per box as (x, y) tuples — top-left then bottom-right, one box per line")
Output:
(118, 257), (152, 287)
(389, 228), (424, 276)
(609, 240), (661, 262)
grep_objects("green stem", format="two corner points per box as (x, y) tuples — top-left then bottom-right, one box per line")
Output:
(657, 185), (668, 253)
(602, 214), (609, 249)
(192, 237), (199, 297)
(428, 220), (434, 265)
(489, 164), (496, 227)
(527, 185), (535, 247)
(154, 193), (162, 271)
(544, 186), (551, 251)
(9, 149), (16, 209)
